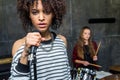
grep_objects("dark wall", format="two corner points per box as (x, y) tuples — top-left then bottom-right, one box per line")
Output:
(0, 0), (120, 72)
(0, 0), (25, 58)
(58, 0), (120, 71)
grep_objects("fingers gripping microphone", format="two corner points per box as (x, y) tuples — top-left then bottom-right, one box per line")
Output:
(29, 30), (40, 54)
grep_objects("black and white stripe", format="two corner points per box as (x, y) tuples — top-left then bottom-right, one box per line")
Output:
(9, 36), (71, 80)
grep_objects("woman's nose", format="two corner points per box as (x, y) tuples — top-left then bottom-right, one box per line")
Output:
(38, 13), (45, 21)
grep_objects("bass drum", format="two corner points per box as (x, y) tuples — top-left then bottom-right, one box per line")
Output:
(75, 68), (96, 80)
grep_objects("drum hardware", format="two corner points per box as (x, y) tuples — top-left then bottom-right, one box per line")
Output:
(75, 68), (97, 80)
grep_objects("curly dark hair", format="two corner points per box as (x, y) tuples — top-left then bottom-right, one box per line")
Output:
(17, 0), (66, 32)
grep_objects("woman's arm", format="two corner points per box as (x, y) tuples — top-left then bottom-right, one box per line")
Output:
(9, 37), (30, 80)
(12, 37), (28, 65)
(75, 59), (90, 66)
(58, 35), (67, 47)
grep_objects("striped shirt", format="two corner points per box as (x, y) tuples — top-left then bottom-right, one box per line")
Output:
(9, 36), (71, 80)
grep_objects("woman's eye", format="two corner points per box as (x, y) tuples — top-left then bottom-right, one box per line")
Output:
(31, 10), (39, 15)
(43, 10), (51, 15)
(32, 11), (38, 15)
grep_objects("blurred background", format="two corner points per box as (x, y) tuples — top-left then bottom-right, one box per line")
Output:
(0, 0), (120, 79)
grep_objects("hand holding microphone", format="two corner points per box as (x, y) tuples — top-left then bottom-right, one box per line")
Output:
(22, 31), (45, 58)
(20, 30), (45, 65)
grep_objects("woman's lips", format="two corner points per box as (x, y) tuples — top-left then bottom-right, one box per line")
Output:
(38, 23), (47, 27)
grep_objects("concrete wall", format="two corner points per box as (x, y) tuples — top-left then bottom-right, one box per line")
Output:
(0, 0), (25, 58)
(0, 0), (120, 71)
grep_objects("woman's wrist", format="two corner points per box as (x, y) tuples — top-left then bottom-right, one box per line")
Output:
(24, 46), (29, 53)
(20, 53), (28, 65)
(21, 53), (28, 58)
(21, 49), (29, 58)
(20, 47), (29, 65)
(75, 59), (85, 65)
(81, 61), (85, 64)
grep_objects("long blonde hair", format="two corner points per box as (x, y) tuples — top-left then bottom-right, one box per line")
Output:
(77, 26), (96, 59)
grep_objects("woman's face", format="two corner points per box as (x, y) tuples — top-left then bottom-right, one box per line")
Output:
(82, 29), (91, 41)
(29, 0), (53, 33)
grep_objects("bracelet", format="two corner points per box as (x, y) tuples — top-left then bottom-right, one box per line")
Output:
(24, 47), (30, 53)
(20, 54), (28, 59)
(20, 47), (29, 58)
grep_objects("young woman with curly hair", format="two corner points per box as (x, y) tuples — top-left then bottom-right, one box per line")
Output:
(9, 0), (71, 80)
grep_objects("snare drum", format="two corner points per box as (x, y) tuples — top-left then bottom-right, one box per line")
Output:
(75, 68), (96, 80)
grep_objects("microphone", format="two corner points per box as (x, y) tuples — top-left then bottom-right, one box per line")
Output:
(29, 30), (40, 61)
(29, 30), (40, 55)
(28, 30), (40, 80)
(29, 46), (38, 54)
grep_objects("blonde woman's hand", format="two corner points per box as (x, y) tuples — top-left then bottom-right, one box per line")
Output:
(93, 55), (98, 61)
(83, 61), (90, 66)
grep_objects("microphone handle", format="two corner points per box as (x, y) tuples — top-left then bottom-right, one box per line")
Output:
(29, 46), (38, 54)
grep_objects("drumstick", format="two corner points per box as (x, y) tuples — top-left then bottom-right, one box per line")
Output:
(90, 63), (102, 68)
(75, 60), (102, 68)
(95, 41), (101, 56)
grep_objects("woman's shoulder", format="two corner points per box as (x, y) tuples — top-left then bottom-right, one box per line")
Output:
(12, 37), (25, 56)
(57, 34), (67, 46)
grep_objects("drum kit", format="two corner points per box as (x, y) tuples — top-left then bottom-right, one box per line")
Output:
(72, 64), (102, 80)
(72, 41), (102, 80)
(75, 68), (97, 80)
